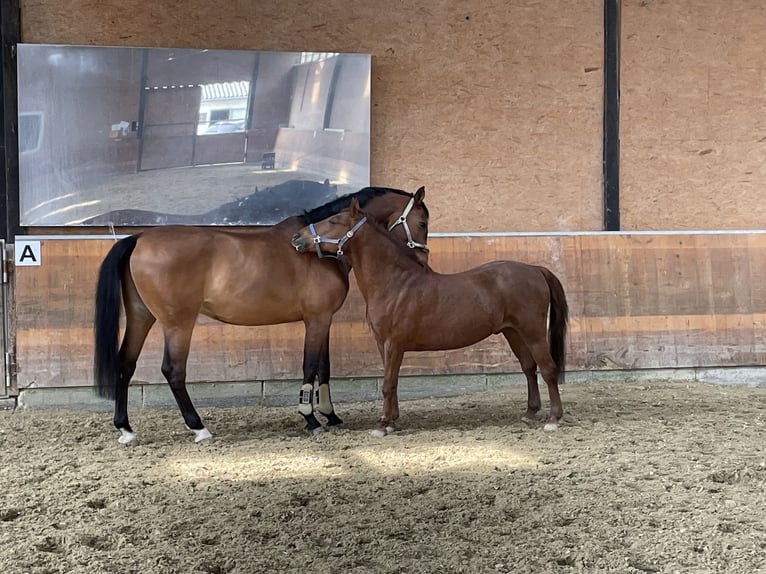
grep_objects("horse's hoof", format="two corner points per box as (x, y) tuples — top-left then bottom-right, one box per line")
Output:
(322, 413), (344, 427)
(192, 427), (214, 443)
(543, 422), (559, 432)
(118, 428), (137, 445)
(370, 425), (395, 437)
(521, 416), (534, 426)
(305, 425), (325, 437)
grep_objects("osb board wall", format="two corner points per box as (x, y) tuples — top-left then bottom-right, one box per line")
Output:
(621, 0), (766, 230)
(14, 235), (766, 389)
(18, 0), (604, 233)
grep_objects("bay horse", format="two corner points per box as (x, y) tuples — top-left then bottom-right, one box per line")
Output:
(94, 186), (429, 444)
(291, 199), (568, 436)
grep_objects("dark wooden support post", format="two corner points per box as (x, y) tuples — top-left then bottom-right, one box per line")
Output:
(603, 0), (621, 231)
(0, 0), (19, 241)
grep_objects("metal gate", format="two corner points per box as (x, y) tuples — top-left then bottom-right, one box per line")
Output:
(138, 86), (248, 171)
(1, 240), (15, 398)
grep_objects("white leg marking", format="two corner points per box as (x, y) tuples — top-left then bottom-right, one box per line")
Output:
(543, 422), (559, 432)
(118, 428), (137, 445)
(192, 427), (213, 442)
(370, 424), (396, 437)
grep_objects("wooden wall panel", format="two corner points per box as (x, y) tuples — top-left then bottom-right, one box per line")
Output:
(18, 0), (604, 233)
(621, 0), (766, 230)
(13, 234), (766, 390)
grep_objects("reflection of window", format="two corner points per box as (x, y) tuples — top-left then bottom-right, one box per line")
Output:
(203, 109), (246, 135)
(19, 112), (44, 153)
(204, 119), (245, 134)
(197, 80), (250, 135)
(209, 109), (229, 122)
(300, 52), (337, 63)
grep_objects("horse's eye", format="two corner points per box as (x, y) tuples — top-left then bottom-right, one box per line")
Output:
(419, 221), (427, 229)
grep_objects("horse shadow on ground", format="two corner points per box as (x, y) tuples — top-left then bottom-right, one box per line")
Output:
(196, 380), (717, 443)
(198, 389), (567, 441)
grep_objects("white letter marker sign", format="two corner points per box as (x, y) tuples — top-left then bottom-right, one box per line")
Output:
(15, 240), (42, 266)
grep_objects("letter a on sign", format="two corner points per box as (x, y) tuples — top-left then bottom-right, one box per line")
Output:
(15, 240), (42, 266)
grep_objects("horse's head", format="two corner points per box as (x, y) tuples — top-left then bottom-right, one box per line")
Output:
(380, 186), (429, 266)
(294, 186), (430, 265)
(291, 199), (368, 258)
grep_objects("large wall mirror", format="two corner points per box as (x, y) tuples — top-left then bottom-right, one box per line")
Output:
(17, 44), (371, 226)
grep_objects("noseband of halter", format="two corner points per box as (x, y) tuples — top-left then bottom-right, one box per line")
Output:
(388, 196), (429, 253)
(308, 216), (368, 259)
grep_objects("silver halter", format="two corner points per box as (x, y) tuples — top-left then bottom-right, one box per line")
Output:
(387, 196), (429, 253)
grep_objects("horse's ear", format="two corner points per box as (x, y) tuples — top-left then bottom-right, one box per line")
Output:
(414, 186), (426, 204)
(350, 197), (361, 217)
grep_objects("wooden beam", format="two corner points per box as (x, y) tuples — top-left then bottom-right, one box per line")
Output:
(603, 0), (621, 231)
(0, 0), (19, 241)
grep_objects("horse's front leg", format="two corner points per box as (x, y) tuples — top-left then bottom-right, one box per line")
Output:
(315, 323), (343, 428)
(373, 344), (404, 437)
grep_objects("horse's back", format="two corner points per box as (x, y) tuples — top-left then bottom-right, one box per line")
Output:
(449, 259), (550, 295)
(131, 226), (252, 277)
(435, 260), (553, 330)
(128, 224), (348, 326)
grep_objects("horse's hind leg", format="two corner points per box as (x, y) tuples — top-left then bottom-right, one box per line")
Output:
(161, 325), (212, 442)
(502, 328), (541, 423)
(114, 305), (155, 444)
(523, 338), (564, 432)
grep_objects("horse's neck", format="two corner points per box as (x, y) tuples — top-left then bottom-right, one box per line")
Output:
(347, 220), (416, 296)
(357, 201), (390, 226)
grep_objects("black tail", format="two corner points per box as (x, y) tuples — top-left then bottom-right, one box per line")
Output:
(541, 267), (569, 384)
(94, 235), (139, 400)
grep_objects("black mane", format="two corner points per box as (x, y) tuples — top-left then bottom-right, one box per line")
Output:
(303, 186), (423, 224)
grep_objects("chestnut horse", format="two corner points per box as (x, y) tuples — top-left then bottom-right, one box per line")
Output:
(291, 199), (568, 436)
(94, 187), (429, 444)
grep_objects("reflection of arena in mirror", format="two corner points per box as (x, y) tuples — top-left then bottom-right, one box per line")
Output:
(80, 174), (345, 226)
(16, 44), (371, 226)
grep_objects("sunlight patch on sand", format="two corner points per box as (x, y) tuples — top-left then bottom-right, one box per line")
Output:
(161, 441), (536, 482)
(164, 452), (349, 481)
